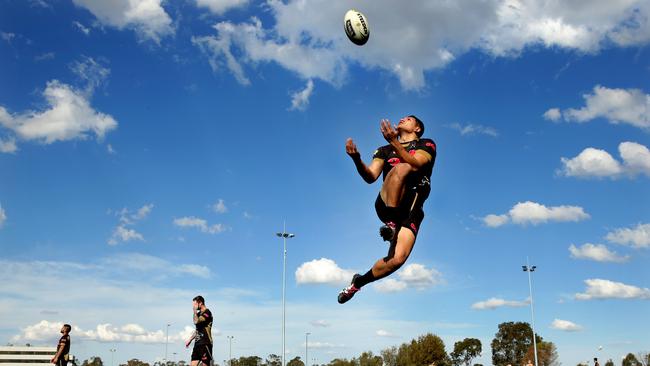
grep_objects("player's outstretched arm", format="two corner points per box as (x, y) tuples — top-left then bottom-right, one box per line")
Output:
(346, 138), (382, 183)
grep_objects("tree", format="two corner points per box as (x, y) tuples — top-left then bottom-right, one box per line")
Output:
(231, 356), (262, 366)
(606, 360), (615, 366)
(327, 359), (355, 366)
(524, 341), (559, 366)
(82, 357), (104, 366)
(491, 322), (543, 366)
(287, 357), (305, 366)
(623, 354), (639, 366)
(451, 338), (482, 366)
(358, 351), (382, 366)
(121, 359), (150, 366)
(637, 353), (649, 366)
(381, 346), (398, 366)
(265, 355), (282, 366)
(397, 333), (449, 366)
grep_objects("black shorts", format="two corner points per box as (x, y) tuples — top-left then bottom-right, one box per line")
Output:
(191, 344), (213, 364)
(375, 188), (426, 236)
(56, 359), (68, 366)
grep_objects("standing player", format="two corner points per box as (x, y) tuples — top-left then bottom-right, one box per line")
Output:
(51, 324), (71, 366)
(338, 116), (437, 304)
(185, 296), (213, 366)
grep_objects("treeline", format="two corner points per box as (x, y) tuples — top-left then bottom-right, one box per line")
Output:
(75, 322), (649, 366)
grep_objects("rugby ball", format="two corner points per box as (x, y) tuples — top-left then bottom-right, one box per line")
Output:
(344, 9), (369, 45)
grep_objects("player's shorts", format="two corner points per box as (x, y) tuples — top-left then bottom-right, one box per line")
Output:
(191, 344), (213, 364)
(56, 359), (68, 366)
(375, 186), (426, 237)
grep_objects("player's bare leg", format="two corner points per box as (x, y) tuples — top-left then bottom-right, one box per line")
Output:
(378, 163), (414, 241)
(338, 227), (416, 304)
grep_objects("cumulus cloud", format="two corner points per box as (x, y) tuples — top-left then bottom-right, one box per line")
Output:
(211, 199), (228, 214)
(310, 320), (330, 328)
(569, 243), (629, 263)
(107, 204), (153, 245)
(575, 278), (650, 300)
(195, 0), (249, 15)
(376, 329), (397, 337)
(192, 1), (650, 92)
(0, 137), (17, 153)
(71, 0), (173, 43)
(373, 263), (444, 293)
(606, 223), (650, 249)
(483, 201), (590, 227)
(559, 142), (650, 179)
(545, 86), (650, 130)
(70, 56), (111, 95)
(446, 123), (498, 137)
(108, 225), (144, 245)
(550, 319), (583, 332)
(12, 320), (196, 344)
(471, 297), (529, 310)
(0, 81), (117, 146)
(289, 79), (314, 111)
(173, 216), (227, 234)
(73, 21), (91, 35)
(543, 108), (561, 121)
(295, 258), (355, 286)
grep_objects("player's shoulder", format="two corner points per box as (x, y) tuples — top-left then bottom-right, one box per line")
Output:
(418, 138), (436, 149)
(204, 308), (212, 316)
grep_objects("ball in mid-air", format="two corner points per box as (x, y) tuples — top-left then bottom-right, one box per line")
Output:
(344, 9), (369, 45)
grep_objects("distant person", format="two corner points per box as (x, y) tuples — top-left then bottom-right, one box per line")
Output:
(337, 116), (437, 304)
(185, 295), (213, 366)
(51, 324), (71, 366)
(594, 358), (600, 366)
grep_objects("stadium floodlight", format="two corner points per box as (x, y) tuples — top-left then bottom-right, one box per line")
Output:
(523, 259), (539, 366)
(276, 222), (295, 366)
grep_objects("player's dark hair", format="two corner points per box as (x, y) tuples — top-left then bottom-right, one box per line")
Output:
(409, 115), (425, 137)
(193, 295), (205, 305)
(63, 324), (72, 332)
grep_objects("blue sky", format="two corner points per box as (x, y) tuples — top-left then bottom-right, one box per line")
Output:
(1, 1), (649, 366)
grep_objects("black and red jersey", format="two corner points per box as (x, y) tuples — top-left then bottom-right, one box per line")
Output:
(372, 138), (437, 195)
(57, 335), (70, 361)
(194, 308), (213, 346)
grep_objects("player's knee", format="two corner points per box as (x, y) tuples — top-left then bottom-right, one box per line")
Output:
(388, 253), (408, 271)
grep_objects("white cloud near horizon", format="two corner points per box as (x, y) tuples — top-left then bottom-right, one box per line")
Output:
(173, 216), (227, 234)
(310, 319), (330, 328)
(559, 142), (650, 179)
(71, 0), (173, 43)
(545, 85), (650, 130)
(569, 243), (629, 263)
(483, 201), (590, 227)
(606, 223), (650, 249)
(575, 278), (650, 300)
(550, 319), (583, 332)
(192, 1), (650, 91)
(471, 297), (529, 310)
(375, 329), (397, 338)
(373, 263), (444, 293)
(101, 253), (212, 279)
(295, 258), (355, 286)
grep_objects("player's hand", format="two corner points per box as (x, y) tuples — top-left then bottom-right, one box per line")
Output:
(380, 119), (398, 142)
(345, 138), (360, 158)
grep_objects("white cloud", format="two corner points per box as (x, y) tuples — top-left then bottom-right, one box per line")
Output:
(310, 320), (330, 328)
(575, 278), (650, 300)
(560, 142), (650, 179)
(211, 199), (228, 214)
(289, 79), (314, 111)
(606, 223), (650, 249)
(447, 123), (498, 137)
(107, 144), (116, 154)
(0, 81), (117, 145)
(101, 253), (211, 279)
(1, 32), (16, 43)
(108, 225), (144, 245)
(73, 21), (91, 35)
(373, 263), (443, 292)
(195, 0), (249, 15)
(375, 329), (396, 337)
(550, 319), (583, 332)
(471, 297), (529, 310)
(483, 201), (589, 227)
(70, 56), (111, 95)
(295, 258), (355, 286)
(569, 243), (629, 263)
(548, 85), (650, 130)
(191, 1), (650, 91)
(0, 137), (17, 153)
(0, 203), (6, 228)
(173, 216), (227, 234)
(543, 108), (561, 121)
(71, 0), (173, 43)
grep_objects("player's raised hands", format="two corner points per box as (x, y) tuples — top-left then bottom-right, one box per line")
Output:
(345, 138), (360, 158)
(380, 119), (398, 142)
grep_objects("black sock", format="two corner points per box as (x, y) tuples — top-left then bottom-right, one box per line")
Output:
(353, 270), (376, 288)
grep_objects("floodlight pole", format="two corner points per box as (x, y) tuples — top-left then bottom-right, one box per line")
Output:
(165, 323), (170, 364)
(276, 223), (295, 366)
(523, 258), (539, 366)
(305, 332), (311, 366)
(227, 336), (234, 366)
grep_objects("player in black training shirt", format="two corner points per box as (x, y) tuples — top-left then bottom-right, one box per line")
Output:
(185, 296), (213, 366)
(51, 324), (71, 366)
(338, 115), (437, 304)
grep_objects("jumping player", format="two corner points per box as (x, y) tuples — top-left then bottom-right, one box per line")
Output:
(338, 116), (437, 304)
(185, 296), (213, 366)
(51, 324), (71, 366)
